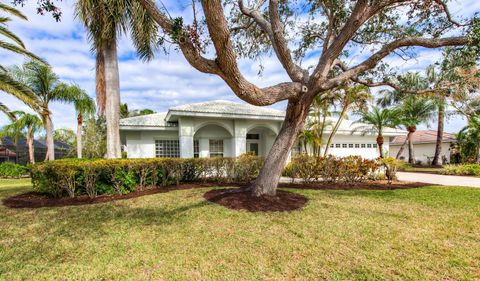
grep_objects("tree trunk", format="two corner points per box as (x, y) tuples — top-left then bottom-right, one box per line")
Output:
(432, 100), (445, 166)
(323, 106), (348, 157)
(407, 126), (417, 165)
(377, 134), (384, 158)
(77, 113), (83, 159)
(44, 112), (55, 161)
(251, 101), (308, 196)
(396, 137), (408, 159)
(104, 37), (122, 159)
(27, 125), (34, 164)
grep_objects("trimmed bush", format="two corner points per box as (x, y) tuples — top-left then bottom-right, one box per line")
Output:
(380, 157), (401, 184)
(30, 155), (263, 198)
(0, 162), (29, 178)
(286, 154), (379, 184)
(443, 164), (480, 176)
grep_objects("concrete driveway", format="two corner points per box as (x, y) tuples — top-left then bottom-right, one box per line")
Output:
(397, 172), (480, 188)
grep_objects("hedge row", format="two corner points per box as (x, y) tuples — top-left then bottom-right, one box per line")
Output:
(30, 154), (262, 198)
(443, 164), (480, 176)
(284, 154), (382, 184)
(0, 162), (29, 178)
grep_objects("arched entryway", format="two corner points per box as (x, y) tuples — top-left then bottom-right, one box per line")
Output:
(246, 126), (278, 157)
(193, 124), (233, 157)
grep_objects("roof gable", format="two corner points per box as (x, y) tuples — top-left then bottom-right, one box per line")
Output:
(390, 130), (457, 145)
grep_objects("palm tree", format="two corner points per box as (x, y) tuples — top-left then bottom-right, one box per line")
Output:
(68, 85), (96, 158)
(10, 61), (79, 161)
(353, 107), (403, 158)
(458, 117), (480, 163)
(0, 102), (15, 121)
(2, 111), (43, 163)
(323, 84), (372, 156)
(75, 0), (158, 159)
(400, 97), (436, 164)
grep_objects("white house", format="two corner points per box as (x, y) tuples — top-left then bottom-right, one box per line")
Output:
(390, 130), (457, 165)
(120, 100), (406, 160)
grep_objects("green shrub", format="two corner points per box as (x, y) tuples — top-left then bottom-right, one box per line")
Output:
(443, 164), (480, 176)
(380, 157), (401, 184)
(30, 156), (264, 198)
(0, 162), (28, 178)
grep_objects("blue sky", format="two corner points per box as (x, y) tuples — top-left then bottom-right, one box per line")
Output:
(0, 0), (479, 133)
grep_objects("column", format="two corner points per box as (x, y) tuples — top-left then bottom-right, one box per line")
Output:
(233, 120), (247, 157)
(179, 117), (194, 158)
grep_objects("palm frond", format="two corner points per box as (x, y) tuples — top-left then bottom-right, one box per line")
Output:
(0, 41), (46, 63)
(0, 3), (27, 20)
(0, 72), (40, 111)
(0, 101), (15, 121)
(0, 25), (25, 47)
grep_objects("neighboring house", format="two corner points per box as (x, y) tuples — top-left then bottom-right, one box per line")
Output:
(389, 130), (457, 165)
(120, 100), (406, 160)
(0, 137), (71, 165)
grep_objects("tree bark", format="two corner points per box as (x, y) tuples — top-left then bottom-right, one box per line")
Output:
(44, 111), (55, 161)
(104, 37), (122, 159)
(407, 126), (417, 165)
(432, 99), (445, 166)
(377, 134), (384, 158)
(77, 113), (83, 159)
(251, 101), (308, 196)
(27, 125), (34, 164)
(395, 137), (408, 159)
(323, 106), (348, 157)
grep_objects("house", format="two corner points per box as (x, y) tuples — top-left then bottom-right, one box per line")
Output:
(0, 137), (71, 165)
(120, 100), (406, 160)
(389, 130), (457, 165)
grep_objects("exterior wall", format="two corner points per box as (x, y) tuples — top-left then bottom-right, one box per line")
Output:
(124, 130), (178, 158)
(122, 117), (282, 159)
(390, 142), (452, 165)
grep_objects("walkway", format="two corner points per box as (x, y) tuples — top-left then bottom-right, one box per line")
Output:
(397, 172), (480, 188)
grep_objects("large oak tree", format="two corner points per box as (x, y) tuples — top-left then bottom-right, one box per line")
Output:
(136, 0), (477, 196)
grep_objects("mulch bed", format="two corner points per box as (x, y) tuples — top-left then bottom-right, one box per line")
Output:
(2, 180), (432, 210)
(204, 188), (308, 212)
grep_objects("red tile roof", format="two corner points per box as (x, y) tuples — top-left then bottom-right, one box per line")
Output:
(390, 130), (457, 145)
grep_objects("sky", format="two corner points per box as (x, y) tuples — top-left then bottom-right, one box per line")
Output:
(0, 0), (479, 133)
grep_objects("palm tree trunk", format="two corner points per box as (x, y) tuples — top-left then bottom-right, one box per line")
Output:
(104, 37), (122, 159)
(377, 134), (384, 158)
(77, 113), (83, 159)
(432, 100), (445, 166)
(44, 112), (55, 161)
(395, 137), (408, 159)
(251, 101), (308, 196)
(323, 107), (348, 157)
(317, 115), (327, 156)
(408, 133), (416, 165)
(27, 125), (34, 164)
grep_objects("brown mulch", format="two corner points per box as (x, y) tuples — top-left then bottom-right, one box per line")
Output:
(204, 188), (308, 212)
(2, 180), (432, 210)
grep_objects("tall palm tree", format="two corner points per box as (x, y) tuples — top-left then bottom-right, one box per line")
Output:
(75, 0), (158, 159)
(400, 97), (436, 164)
(353, 107), (403, 158)
(10, 61), (79, 160)
(2, 111), (43, 163)
(323, 84), (372, 156)
(68, 85), (96, 158)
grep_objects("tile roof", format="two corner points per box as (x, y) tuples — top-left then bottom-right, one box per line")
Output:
(119, 112), (168, 127)
(390, 130), (457, 145)
(167, 100), (285, 118)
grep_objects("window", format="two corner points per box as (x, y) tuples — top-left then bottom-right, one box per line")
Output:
(367, 144), (372, 148)
(247, 134), (260, 140)
(155, 140), (180, 158)
(361, 144), (366, 148)
(373, 143), (377, 148)
(349, 144), (354, 148)
(355, 144), (360, 148)
(342, 144), (347, 148)
(335, 144), (341, 148)
(330, 144), (334, 148)
(209, 139), (224, 157)
(194, 140), (199, 158)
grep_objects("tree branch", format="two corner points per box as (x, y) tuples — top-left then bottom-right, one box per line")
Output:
(323, 36), (469, 90)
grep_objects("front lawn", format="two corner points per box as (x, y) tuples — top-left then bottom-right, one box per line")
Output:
(1, 179), (479, 280)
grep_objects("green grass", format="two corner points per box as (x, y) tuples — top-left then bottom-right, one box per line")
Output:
(1, 179), (479, 280)
(400, 166), (446, 174)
